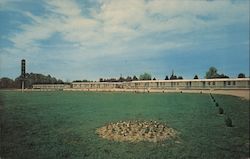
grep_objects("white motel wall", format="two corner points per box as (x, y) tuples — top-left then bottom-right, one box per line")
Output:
(32, 78), (250, 91)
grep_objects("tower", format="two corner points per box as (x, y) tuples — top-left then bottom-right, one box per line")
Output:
(21, 59), (26, 91)
(21, 59), (25, 77)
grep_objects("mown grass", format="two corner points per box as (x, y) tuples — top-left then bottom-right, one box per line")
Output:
(0, 91), (249, 159)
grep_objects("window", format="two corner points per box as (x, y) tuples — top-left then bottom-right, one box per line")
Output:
(233, 81), (236, 85)
(213, 82), (215, 85)
(228, 81), (231, 85)
(208, 82), (210, 85)
(202, 82), (205, 87)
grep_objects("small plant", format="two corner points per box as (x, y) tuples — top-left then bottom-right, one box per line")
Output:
(225, 116), (233, 127)
(218, 107), (224, 114)
(215, 102), (219, 107)
(213, 99), (216, 102)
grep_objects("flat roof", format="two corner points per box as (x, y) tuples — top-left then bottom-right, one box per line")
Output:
(71, 78), (250, 84)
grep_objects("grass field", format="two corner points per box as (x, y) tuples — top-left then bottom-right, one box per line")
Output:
(0, 91), (249, 159)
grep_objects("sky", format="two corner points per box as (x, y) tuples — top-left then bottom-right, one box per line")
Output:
(0, 0), (249, 81)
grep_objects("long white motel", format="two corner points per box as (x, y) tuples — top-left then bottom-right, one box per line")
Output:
(32, 78), (250, 91)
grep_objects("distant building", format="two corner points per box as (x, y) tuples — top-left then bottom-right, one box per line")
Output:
(70, 78), (250, 90)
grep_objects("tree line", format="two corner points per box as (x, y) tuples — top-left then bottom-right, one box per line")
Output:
(0, 73), (64, 89)
(97, 67), (246, 82)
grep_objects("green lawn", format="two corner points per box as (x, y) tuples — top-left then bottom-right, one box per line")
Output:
(0, 91), (249, 159)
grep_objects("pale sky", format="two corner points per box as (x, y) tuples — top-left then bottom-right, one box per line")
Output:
(0, 0), (249, 81)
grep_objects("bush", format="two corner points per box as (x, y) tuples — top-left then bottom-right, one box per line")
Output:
(218, 107), (224, 114)
(139, 73), (152, 80)
(225, 116), (233, 127)
(238, 73), (245, 78)
(215, 102), (219, 107)
(194, 75), (199, 79)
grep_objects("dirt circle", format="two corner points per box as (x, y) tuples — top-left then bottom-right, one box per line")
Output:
(96, 120), (178, 143)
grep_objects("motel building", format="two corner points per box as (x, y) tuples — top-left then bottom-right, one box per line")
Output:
(32, 78), (250, 91)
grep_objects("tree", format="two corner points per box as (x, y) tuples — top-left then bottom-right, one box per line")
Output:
(170, 74), (177, 80)
(153, 77), (156, 80)
(15, 73), (65, 88)
(165, 75), (169, 80)
(118, 76), (125, 82)
(81, 79), (89, 82)
(205, 67), (229, 79)
(177, 76), (183, 80)
(0, 77), (15, 88)
(205, 67), (219, 79)
(132, 75), (138, 81)
(194, 75), (199, 79)
(169, 70), (177, 80)
(126, 76), (132, 82)
(238, 73), (245, 78)
(217, 74), (229, 78)
(99, 78), (103, 82)
(139, 73), (152, 80)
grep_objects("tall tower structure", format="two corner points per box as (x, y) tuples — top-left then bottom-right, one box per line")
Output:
(21, 59), (26, 91)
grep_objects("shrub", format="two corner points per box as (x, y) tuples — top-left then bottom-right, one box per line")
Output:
(139, 73), (152, 80)
(194, 75), (199, 79)
(225, 116), (233, 127)
(218, 107), (224, 114)
(238, 73), (245, 78)
(215, 102), (219, 107)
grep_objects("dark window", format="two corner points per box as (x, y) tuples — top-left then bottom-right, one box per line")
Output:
(233, 81), (236, 85)
(208, 82), (210, 85)
(213, 82), (215, 85)
(228, 81), (231, 85)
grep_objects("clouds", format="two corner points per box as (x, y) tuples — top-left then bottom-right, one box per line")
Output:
(5, 0), (249, 52)
(0, 0), (249, 80)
